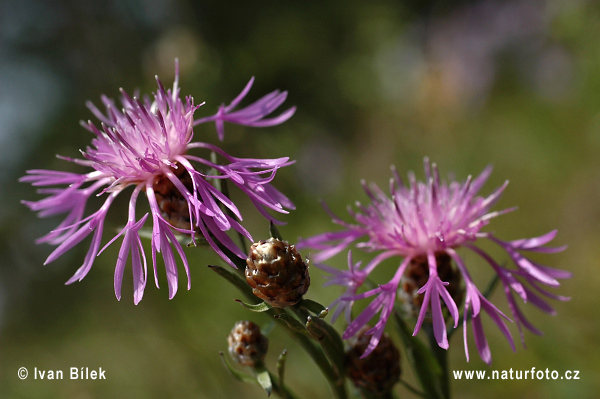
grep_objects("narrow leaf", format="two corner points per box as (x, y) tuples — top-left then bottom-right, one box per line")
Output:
(208, 264), (254, 299)
(235, 299), (272, 312)
(299, 298), (329, 318)
(274, 313), (310, 336)
(219, 352), (256, 384)
(305, 316), (346, 379)
(256, 368), (273, 396)
(277, 349), (288, 388)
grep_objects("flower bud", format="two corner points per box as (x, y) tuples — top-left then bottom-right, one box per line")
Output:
(227, 320), (269, 367)
(346, 326), (401, 395)
(245, 238), (310, 308)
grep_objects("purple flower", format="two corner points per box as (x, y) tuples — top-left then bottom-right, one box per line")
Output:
(21, 61), (295, 304)
(297, 158), (570, 364)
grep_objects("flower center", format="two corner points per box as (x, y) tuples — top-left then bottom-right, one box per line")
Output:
(152, 164), (194, 230)
(399, 252), (464, 318)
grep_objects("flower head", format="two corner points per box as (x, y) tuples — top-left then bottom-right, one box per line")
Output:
(21, 61), (295, 304)
(227, 320), (269, 367)
(297, 158), (570, 364)
(245, 238), (311, 308)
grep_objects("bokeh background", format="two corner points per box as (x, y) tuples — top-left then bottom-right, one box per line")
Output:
(1, 0), (599, 398)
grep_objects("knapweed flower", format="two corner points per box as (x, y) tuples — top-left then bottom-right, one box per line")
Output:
(297, 159), (570, 364)
(21, 61), (295, 304)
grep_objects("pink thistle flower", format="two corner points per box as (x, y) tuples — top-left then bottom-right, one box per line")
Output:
(297, 158), (570, 364)
(21, 61), (295, 304)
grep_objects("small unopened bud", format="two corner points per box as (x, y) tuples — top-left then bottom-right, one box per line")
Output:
(346, 326), (401, 395)
(245, 238), (310, 308)
(227, 320), (269, 367)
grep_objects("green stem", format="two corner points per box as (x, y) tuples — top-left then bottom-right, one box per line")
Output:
(269, 371), (300, 399)
(288, 305), (347, 398)
(392, 310), (443, 399)
(285, 325), (346, 399)
(425, 324), (450, 399)
(398, 380), (427, 398)
(209, 150), (248, 254)
(206, 151), (346, 396)
(219, 176), (248, 254)
(207, 165), (347, 398)
(254, 363), (301, 399)
(209, 263), (347, 399)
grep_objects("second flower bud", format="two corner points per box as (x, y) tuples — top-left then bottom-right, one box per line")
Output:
(245, 238), (310, 308)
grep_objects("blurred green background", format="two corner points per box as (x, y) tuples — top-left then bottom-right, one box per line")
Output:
(1, 0), (599, 398)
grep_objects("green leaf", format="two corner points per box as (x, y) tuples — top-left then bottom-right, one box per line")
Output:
(256, 368), (273, 397)
(235, 299), (272, 313)
(211, 259), (347, 398)
(207, 264), (254, 299)
(274, 310), (347, 399)
(299, 299), (329, 318)
(219, 352), (256, 384)
(277, 349), (288, 388)
(305, 316), (346, 379)
(274, 313), (310, 336)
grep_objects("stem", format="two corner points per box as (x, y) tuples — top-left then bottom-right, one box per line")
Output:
(425, 324), (450, 399)
(392, 310), (444, 399)
(206, 159), (347, 397)
(219, 175), (248, 254)
(286, 325), (346, 399)
(269, 371), (301, 399)
(288, 305), (347, 398)
(209, 262), (347, 399)
(398, 380), (427, 398)
(254, 363), (301, 399)
(209, 150), (248, 253)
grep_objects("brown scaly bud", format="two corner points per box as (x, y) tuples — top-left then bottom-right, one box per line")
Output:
(346, 326), (401, 395)
(227, 320), (269, 367)
(398, 252), (464, 318)
(245, 238), (310, 308)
